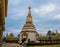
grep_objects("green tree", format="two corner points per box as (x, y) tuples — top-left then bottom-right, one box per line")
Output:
(47, 30), (52, 36)
(51, 32), (55, 36)
(3, 37), (6, 42)
(8, 33), (14, 38)
(47, 30), (52, 42)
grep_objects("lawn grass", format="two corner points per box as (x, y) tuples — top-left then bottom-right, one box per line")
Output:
(27, 44), (60, 47)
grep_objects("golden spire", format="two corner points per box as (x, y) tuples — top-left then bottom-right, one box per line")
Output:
(26, 0), (32, 23)
(55, 30), (59, 37)
(27, 0), (32, 17)
(26, 6), (32, 23)
(28, 6), (31, 15)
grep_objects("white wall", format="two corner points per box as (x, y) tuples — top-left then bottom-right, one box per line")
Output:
(27, 32), (36, 41)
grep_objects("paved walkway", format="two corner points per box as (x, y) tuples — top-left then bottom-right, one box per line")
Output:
(2, 43), (24, 47)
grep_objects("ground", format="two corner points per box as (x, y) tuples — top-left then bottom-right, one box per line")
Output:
(2, 43), (24, 47)
(28, 44), (60, 47)
(2, 43), (60, 47)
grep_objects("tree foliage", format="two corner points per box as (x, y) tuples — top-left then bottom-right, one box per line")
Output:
(47, 30), (52, 36)
(8, 33), (14, 38)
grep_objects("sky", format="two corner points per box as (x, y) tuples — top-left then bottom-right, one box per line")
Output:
(3, 0), (60, 36)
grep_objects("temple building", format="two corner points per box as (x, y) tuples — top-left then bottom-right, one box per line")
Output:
(20, 6), (39, 42)
(55, 30), (59, 37)
(0, 0), (8, 46)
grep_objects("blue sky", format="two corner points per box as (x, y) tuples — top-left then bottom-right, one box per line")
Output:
(3, 0), (60, 36)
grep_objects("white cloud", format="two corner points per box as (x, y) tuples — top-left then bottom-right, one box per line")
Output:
(54, 14), (60, 19)
(7, 0), (27, 20)
(4, 27), (21, 34)
(36, 28), (48, 36)
(40, 4), (56, 14)
(9, 29), (21, 33)
(33, 3), (56, 16)
(3, 28), (21, 36)
(8, 0), (22, 6)
(33, 20), (40, 23)
(8, 10), (26, 20)
(33, 3), (60, 21)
